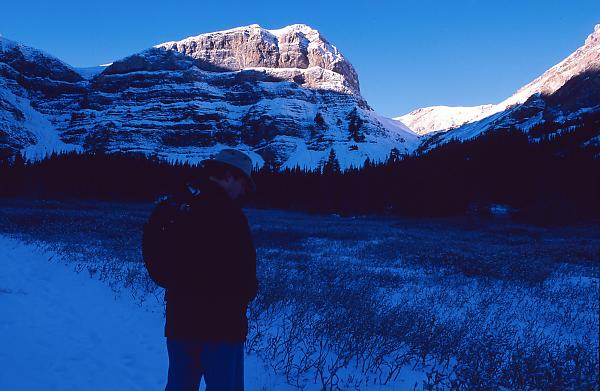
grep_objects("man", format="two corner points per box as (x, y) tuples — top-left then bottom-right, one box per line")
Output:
(162, 149), (259, 391)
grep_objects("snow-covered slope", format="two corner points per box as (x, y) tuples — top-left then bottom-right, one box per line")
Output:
(417, 68), (600, 152)
(395, 104), (496, 135)
(0, 25), (418, 169)
(0, 37), (82, 159)
(396, 24), (600, 137)
(0, 235), (302, 390)
(74, 64), (112, 80)
(0, 79), (80, 160)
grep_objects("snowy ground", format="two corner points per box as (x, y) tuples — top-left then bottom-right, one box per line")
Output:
(0, 199), (598, 389)
(0, 235), (167, 390)
(0, 235), (292, 391)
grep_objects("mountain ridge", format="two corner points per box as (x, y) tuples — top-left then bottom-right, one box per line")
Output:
(1, 24), (597, 167)
(396, 24), (600, 138)
(0, 24), (418, 168)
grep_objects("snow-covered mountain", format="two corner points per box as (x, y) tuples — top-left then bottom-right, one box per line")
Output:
(0, 24), (418, 169)
(396, 24), (600, 142)
(3, 24), (597, 168)
(0, 37), (83, 160)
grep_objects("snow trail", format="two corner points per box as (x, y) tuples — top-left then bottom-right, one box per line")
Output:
(0, 236), (168, 390)
(0, 236), (288, 390)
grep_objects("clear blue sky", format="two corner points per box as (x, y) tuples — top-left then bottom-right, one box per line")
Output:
(2, 0), (598, 117)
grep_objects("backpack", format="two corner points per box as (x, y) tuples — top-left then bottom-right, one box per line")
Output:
(142, 192), (192, 288)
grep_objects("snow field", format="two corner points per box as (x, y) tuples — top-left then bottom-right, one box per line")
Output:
(0, 235), (293, 390)
(0, 235), (168, 390)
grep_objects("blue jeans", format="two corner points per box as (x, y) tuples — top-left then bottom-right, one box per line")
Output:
(165, 338), (244, 391)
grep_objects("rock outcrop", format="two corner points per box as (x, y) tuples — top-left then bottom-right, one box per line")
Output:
(154, 24), (361, 96)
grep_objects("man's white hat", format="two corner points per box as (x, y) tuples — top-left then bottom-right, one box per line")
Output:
(202, 149), (256, 191)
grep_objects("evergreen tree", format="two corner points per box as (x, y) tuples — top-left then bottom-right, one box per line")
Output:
(387, 147), (401, 165)
(322, 148), (341, 176)
(347, 108), (365, 142)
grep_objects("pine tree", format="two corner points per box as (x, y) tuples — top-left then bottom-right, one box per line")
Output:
(322, 148), (341, 176)
(387, 147), (401, 165)
(347, 108), (365, 142)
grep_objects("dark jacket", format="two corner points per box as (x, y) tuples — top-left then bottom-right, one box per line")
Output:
(163, 179), (258, 342)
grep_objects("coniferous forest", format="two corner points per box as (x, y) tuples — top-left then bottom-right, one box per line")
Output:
(1, 124), (598, 225)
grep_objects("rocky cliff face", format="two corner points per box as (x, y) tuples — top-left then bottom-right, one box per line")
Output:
(0, 25), (417, 168)
(153, 24), (361, 97)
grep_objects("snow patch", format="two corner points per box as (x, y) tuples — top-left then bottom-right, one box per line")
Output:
(75, 64), (111, 80)
(0, 80), (81, 160)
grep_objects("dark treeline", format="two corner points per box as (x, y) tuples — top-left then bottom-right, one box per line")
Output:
(254, 124), (599, 223)
(1, 122), (598, 223)
(0, 152), (200, 201)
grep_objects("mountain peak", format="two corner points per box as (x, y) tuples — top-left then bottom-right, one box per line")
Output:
(0, 36), (82, 83)
(585, 24), (600, 46)
(265, 24), (320, 36)
(0, 24), (417, 167)
(0, 36), (17, 48)
(155, 23), (321, 49)
(0, 36), (38, 58)
(150, 23), (359, 94)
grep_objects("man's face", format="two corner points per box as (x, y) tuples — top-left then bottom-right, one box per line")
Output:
(222, 173), (249, 201)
